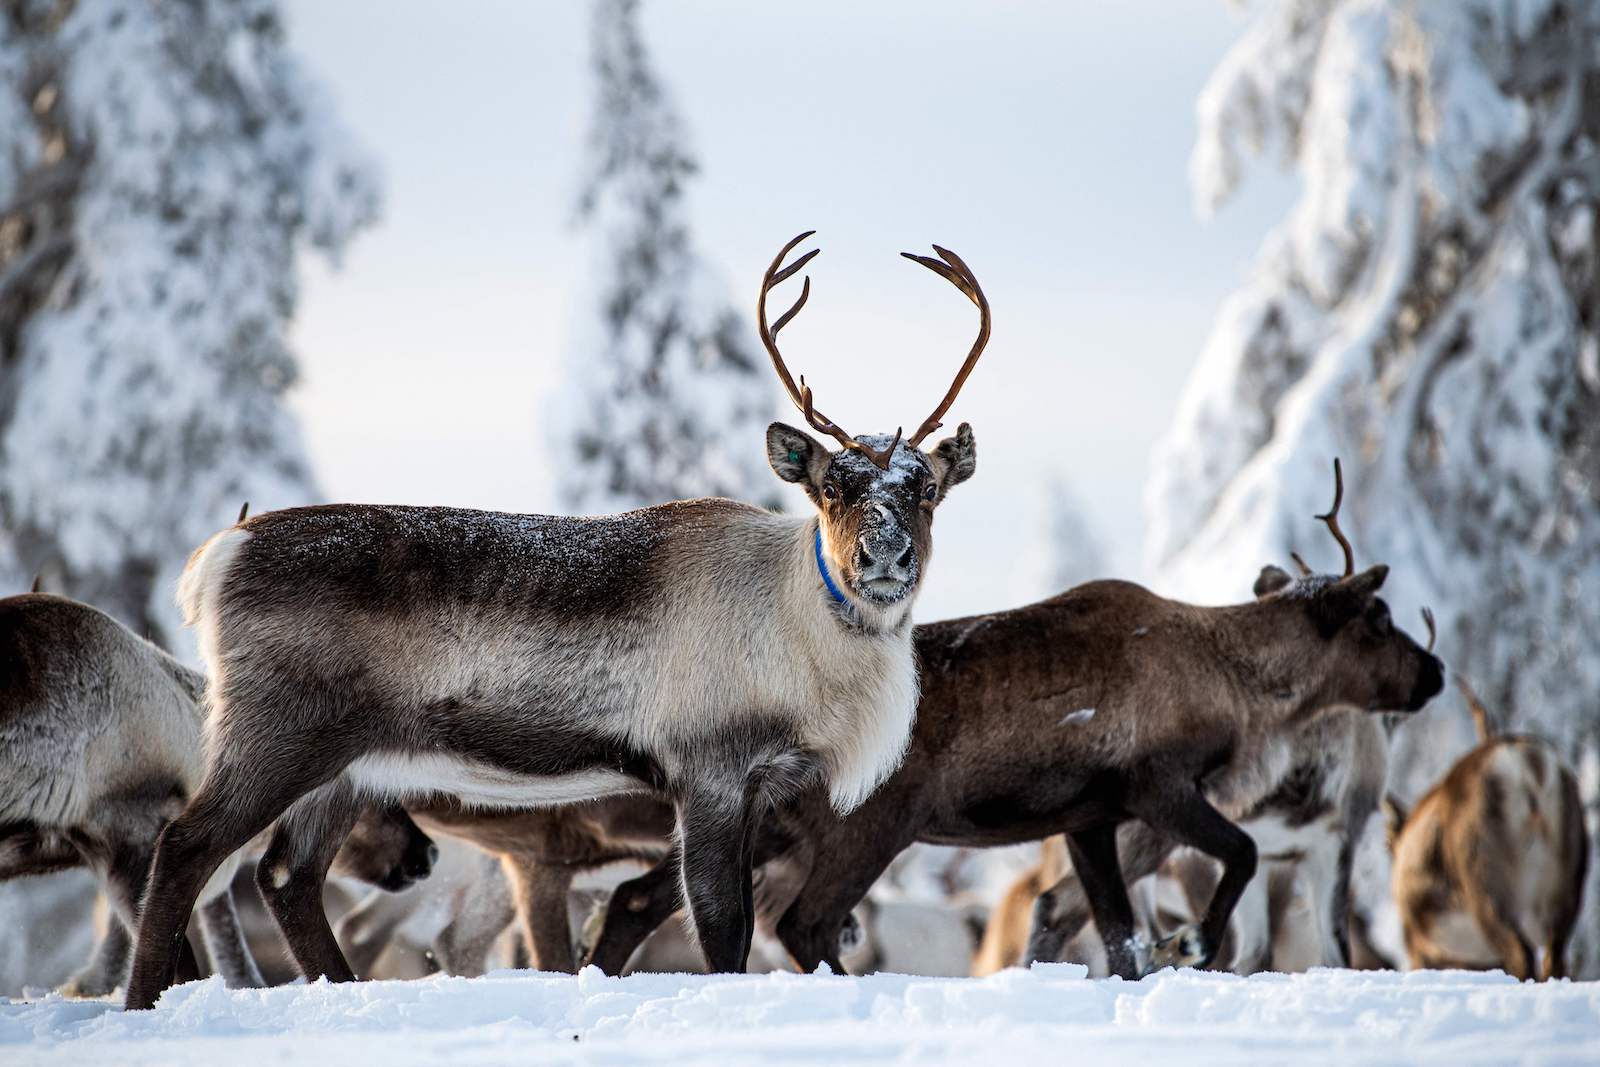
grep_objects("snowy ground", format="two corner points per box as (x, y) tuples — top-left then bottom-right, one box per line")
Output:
(3, 965), (1597, 1067)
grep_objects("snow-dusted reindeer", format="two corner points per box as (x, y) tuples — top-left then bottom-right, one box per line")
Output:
(122, 233), (991, 1008)
(1385, 678), (1588, 979)
(0, 589), (436, 997)
(998, 572), (1414, 976)
(583, 462), (1445, 979)
(1018, 467), (1427, 973)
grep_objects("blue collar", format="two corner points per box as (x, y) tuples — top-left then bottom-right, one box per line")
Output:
(814, 526), (848, 606)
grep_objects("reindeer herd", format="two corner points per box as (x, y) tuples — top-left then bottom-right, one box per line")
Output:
(0, 234), (1589, 1010)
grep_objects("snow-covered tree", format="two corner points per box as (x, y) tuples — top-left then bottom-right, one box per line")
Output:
(553, 0), (779, 514)
(0, 0), (376, 646)
(1152, 0), (1600, 968)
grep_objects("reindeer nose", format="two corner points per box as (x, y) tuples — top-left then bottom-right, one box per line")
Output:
(858, 528), (911, 567)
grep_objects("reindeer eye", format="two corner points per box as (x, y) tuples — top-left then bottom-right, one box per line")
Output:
(822, 483), (839, 501)
(922, 482), (938, 501)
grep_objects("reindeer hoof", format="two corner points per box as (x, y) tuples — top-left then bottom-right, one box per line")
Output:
(1149, 925), (1209, 971)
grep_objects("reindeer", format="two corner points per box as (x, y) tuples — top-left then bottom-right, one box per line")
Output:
(1385, 678), (1588, 979)
(121, 233), (990, 1009)
(583, 461), (1444, 979)
(404, 795), (674, 973)
(1013, 587), (1409, 976)
(0, 590), (436, 997)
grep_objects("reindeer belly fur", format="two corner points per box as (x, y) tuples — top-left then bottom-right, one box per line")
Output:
(347, 753), (642, 809)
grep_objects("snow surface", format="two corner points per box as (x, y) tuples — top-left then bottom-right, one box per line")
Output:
(4, 966), (1597, 1066)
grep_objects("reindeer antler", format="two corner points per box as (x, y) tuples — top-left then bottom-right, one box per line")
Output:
(237, 501), (250, 524)
(758, 232), (898, 470)
(900, 244), (991, 449)
(1420, 606), (1436, 653)
(1315, 458), (1356, 577)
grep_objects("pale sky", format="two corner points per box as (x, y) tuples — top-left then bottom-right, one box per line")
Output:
(283, 0), (1294, 622)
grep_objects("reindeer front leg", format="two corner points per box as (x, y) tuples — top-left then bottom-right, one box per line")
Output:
(582, 844), (682, 974)
(677, 787), (759, 972)
(1139, 788), (1257, 972)
(1063, 825), (1141, 979)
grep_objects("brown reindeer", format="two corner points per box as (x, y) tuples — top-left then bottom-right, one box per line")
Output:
(404, 795), (674, 973)
(0, 591), (435, 997)
(1385, 678), (1588, 979)
(122, 234), (991, 1008)
(1011, 589), (1408, 976)
(584, 462), (1445, 979)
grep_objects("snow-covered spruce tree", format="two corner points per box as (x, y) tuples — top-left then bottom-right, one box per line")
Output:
(0, 0), (376, 647)
(1152, 0), (1600, 967)
(553, 0), (779, 514)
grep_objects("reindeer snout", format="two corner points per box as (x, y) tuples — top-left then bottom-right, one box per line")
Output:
(1406, 653), (1445, 711)
(854, 508), (916, 602)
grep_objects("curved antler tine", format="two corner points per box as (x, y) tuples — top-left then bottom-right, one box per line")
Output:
(769, 247), (820, 291)
(771, 275), (811, 337)
(758, 232), (863, 455)
(902, 244), (991, 449)
(902, 254), (980, 306)
(1314, 457), (1356, 577)
(1289, 551), (1314, 578)
(1420, 606), (1437, 653)
(856, 427), (901, 471)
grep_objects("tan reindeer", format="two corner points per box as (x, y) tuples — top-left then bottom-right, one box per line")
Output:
(1385, 677), (1588, 979)
(122, 233), (991, 1008)
(583, 461), (1445, 979)
(0, 590), (436, 996)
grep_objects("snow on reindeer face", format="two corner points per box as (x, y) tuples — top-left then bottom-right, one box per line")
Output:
(767, 422), (976, 605)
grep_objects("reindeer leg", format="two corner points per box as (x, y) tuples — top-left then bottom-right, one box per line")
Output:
(501, 852), (578, 972)
(1026, 821), (1173, 965)
(335, 888), (412, 977)
(677, 787), (755, 973)
(125, 770), (317, 1009)
(255, 779), (365, 983)
(434, 853), (516, 976)
(1140, 789), (1257, 973)
(197, 889), (266, 988)
(582, 844), (682, 975)
(774, 822), (912, 975)
(1063, 825), (1141, 979)
(62, 912), (132, 998)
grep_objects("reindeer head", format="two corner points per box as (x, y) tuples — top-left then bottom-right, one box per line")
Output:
(331, 805), (438, 892)
(759, 233), (983, 608)
(1252, 460), (1444, 715)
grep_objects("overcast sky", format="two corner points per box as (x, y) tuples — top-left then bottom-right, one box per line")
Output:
(282, 0), (1294, 622)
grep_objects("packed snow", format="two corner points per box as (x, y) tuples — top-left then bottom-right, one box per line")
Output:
(4, 966), (1597, 1066)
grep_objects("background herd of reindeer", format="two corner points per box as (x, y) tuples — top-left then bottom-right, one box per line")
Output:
(0, 235), (1589, 1008)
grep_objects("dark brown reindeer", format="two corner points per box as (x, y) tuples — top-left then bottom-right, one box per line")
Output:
(584, 461), (1444, 979)
(123, 233), (990, 1008)
(1385, 677), (1588, 978)
(0, 590), (435, 997)
(1012, 589), (1419, 976)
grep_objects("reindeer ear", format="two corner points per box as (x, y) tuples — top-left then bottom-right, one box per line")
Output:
(1312, 564), (1389, 633)
(1341, 564), (1388, 597)
(929, 422), (976, 491)
(767, 422), (826, 485)
(1253, 565), (1294, 598)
